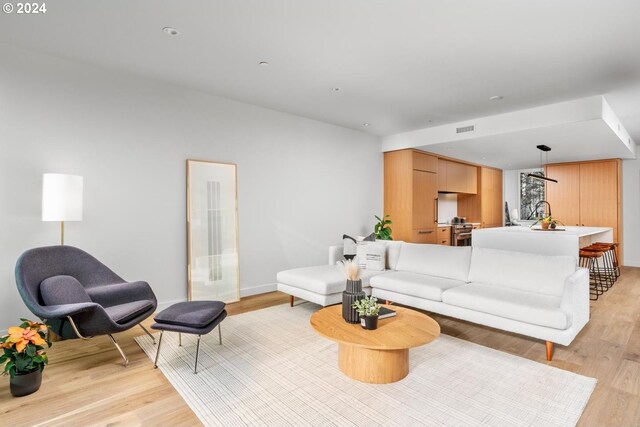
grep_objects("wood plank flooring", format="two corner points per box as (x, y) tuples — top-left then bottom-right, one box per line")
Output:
(1, 268), (639, 426)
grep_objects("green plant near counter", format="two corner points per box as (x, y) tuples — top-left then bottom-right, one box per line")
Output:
(530, 215), (564, 229)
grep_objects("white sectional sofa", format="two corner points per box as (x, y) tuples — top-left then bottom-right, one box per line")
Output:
(276, 241), (590, 361)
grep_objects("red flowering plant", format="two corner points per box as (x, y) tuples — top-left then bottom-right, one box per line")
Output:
(0, 319), (51, 377)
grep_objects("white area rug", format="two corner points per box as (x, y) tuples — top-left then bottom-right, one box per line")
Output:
(135, 303), (596, 427)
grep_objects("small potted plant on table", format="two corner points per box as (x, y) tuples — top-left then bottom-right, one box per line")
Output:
(352, 296), (381, 330)
(1, 319), (51, 397)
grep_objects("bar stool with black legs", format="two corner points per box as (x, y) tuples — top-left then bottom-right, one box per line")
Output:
(596, 242), (621, 280)
(582, 243), (617, 289)
(579, 250), (605, 300)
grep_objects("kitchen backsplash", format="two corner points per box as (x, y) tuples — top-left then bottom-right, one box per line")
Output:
(438, 193), (458, 223)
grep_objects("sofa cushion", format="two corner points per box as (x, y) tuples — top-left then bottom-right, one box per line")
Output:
(40, 275), (91, 306)
(370, 271), (466, 302)
(442, 282), (570, 330)
(468, 247), (575, 297)
(277, 264), (383, 295)
(376, 240), (402, 270)
(395, 243), (472, 282)
(105, 300), (155, 324)
(356, 243), (386, 271)
(154, 301), (225, 328)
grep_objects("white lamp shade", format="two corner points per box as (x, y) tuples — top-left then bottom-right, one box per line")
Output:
(42, 173), (83, 222)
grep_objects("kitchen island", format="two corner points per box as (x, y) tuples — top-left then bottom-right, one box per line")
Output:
(472, 226), (613, 262)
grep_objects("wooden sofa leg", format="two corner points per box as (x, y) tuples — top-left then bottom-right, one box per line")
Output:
(290, 295), (294, 307)
(546, 341), (554, 361)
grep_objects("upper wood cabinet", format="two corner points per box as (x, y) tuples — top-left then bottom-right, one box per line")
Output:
(546, 160), (621, 245)
(413, 151), (438, 173)
(384, 150), (438, 243)
(438, 159), (478, 194)
(545, 164), (580, 226)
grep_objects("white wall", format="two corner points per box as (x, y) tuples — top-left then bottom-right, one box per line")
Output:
(503, 170), (519, 221)
(623, 158), (640, 267)
(0, 46), (382, 328)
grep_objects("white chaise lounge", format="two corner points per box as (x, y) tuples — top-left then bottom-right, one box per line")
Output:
(276, 241), (590, 361)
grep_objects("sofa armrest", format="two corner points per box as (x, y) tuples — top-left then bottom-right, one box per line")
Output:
(560, 268), (590, 328)
(329, 245), (344, 265)
(37, 302), (100, 320)
(86, 281), (157, 308)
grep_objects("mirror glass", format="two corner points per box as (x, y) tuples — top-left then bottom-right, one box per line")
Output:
(187, 160), (240, 302)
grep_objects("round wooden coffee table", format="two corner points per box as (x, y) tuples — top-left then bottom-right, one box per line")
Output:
(310, 304), (440, 384)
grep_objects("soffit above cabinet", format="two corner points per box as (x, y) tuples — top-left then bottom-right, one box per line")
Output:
(382, 96), (636, 170)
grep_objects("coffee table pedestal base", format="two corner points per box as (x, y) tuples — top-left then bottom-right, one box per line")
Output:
(338, 343), (409, 384)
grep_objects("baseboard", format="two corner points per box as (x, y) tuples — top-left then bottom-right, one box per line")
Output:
(240, 283), (277, 298)
(155, 284), (277, 312)
(623, 259), (640, 268)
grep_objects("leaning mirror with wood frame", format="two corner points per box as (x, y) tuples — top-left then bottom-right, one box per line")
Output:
(186, 159), (240, 303)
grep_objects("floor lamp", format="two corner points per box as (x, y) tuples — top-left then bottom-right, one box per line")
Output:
(42, 173), (83, 245)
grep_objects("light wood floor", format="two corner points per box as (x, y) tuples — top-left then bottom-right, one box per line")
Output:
(1, 268), (639, 426)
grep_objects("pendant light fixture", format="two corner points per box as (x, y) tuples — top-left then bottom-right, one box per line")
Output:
(526, 145), (558, 183)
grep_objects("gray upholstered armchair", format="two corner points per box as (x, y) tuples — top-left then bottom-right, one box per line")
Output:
(15, 245), (158, 366)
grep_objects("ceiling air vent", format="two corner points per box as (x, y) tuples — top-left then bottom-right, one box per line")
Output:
(456, 125), (475, 134)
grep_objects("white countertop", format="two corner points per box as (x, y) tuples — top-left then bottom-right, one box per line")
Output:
(480, 225), (612, 238)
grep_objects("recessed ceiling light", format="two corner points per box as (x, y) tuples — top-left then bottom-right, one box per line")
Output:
(258, 61), (269, 66)
(163, 27), (179, 36)
(362, 123), (370, 127)
(330, 87), (341, 92)
(489, 95), (503, 101)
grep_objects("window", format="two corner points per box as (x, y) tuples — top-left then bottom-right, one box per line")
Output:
(519, 171), (545, 220)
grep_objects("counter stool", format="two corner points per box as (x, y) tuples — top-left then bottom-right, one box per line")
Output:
(582, 243), (617, 288)
(151, 301), (227, 374)
(596, 242), (621, 279)
(579, 250), (606, 300)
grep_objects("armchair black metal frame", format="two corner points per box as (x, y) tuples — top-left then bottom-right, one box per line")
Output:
(15, 246), (158, 366)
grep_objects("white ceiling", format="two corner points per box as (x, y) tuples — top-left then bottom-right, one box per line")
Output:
(1, 0), (640, 139)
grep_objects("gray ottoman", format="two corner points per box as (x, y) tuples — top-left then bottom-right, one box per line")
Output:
(151, 301), (227, 374)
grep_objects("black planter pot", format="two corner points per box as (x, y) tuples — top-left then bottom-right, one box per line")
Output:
(10, 369), (42, 397)
(361, 315), (379, 330)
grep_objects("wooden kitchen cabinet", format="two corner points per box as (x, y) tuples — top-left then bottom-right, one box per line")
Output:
(384, 150), (438, 242)
(413, 151), (438, 173)
(480, 167), (503, 228)
(412, 170), (438, 229)
(458, 167), (503, 228)
(545, 164), (580, 226)
(546, 160), (621, 246)
(437, 226), (451, 245)
(438, 159), (478, 194)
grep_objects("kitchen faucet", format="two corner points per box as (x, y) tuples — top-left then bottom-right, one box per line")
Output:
(526, 200), (552, 220)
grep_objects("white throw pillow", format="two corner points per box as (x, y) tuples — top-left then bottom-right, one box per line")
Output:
(356, 243), (386, 271)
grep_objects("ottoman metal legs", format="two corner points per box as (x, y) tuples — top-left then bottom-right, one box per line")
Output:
(151, 301), (227, 374)
(153, 324), (223, 374)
